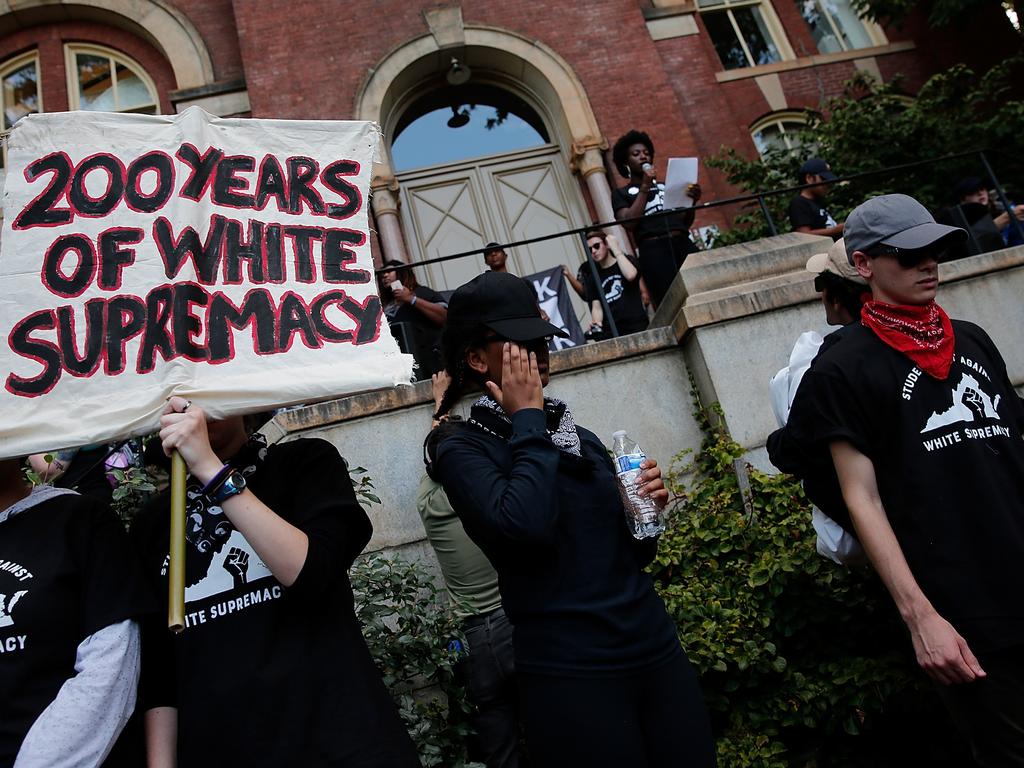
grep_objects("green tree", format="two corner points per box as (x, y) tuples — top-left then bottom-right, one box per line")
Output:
(708, 58), (1024, 245)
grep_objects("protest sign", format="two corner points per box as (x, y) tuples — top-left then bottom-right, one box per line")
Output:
(524, 265), (585, 351)
(0, 107), (412, 459)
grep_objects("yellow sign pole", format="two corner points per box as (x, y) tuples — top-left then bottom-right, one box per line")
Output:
(167, 450), (186, 633)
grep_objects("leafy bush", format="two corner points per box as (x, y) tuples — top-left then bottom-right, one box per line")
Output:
(707, 59), (1024, 246)
(351, 552), (483, 768)
(651, 398), (972, 766)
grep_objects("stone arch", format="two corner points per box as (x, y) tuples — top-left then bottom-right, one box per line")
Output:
(0, 0), (214, 89)
(356, 24), (606, 182)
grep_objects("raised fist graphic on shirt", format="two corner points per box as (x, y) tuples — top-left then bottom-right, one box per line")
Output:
(0, 590), (28, 628)
(223, 547), (250, 589)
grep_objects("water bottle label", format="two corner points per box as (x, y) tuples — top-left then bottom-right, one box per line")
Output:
(615, 453), (644, 473)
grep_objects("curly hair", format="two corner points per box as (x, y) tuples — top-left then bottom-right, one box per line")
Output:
(612, 130), (655, 179)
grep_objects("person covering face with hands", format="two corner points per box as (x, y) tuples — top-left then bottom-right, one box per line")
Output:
(134, 398), (421, 768)
(431, 271), (714, 768)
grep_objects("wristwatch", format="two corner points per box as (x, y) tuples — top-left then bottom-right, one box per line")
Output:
(207, 469), (247, 505)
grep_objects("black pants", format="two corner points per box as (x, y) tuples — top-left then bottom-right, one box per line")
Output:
(461, 607), (521, 768)
(518, 652), (715, 768)
(937, 645), (1024, 767)
(638, 234), (694, 309)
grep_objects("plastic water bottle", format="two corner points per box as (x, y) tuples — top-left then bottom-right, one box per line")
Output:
(612, 430), (664, 539)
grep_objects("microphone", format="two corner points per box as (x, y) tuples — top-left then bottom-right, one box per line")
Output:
(641, 162), (653, 173)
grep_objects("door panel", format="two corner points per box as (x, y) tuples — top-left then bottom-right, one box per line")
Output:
(401, 170), (496, 294)
(397, 145), (589, 323)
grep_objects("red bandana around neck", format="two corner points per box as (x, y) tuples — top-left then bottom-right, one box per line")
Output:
(860, 299), (955, 380)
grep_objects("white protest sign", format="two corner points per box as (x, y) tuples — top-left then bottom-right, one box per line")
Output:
(664, 157), (699, 210)
(0, 107), (412, 459)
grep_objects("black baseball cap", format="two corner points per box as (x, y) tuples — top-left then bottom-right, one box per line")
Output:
(446, 272), (567, 341)
(798, 157), (837, 181)
(952, 175), (986, 201)
(483, 241), (503, 252)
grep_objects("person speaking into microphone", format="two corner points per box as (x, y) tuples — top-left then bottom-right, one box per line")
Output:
(611, 130), (701, 309)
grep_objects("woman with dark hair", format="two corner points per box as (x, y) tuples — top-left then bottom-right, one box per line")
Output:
(133, 399), (420, 768)
(378, 258), (448, 380)
(430, 271), (715, 768)
(611, 129), (702, 309)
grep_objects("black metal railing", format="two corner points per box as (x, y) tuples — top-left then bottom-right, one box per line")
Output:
(376, 148), (1023, 340)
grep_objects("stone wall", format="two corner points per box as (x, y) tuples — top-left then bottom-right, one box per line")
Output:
(265, 233), (1024, 557)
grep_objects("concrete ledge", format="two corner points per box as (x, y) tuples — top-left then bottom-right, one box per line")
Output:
(714, 41), (916, 82)
(265, 325), (679, 438)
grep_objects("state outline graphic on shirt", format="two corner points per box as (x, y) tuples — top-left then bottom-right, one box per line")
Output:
(0, 589), (28, 628)
(185, 530), (272, 605)
(920, 372), (1002, 433)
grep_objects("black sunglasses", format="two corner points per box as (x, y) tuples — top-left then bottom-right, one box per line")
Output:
(866, 246), (944, 269)
(588, 241), (603, 252)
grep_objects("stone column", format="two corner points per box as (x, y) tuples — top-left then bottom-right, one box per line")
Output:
(572, 139), (634, 252)
(370, 170), (409, 267)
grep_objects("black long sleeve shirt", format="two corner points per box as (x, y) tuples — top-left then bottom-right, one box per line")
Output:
(436, 408), (681, 675)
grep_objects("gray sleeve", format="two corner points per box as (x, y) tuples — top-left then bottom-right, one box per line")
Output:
(14, 619), (140, 768)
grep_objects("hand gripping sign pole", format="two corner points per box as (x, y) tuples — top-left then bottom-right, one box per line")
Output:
(168, 451), (187, 631)
(0, 108), (414, 633)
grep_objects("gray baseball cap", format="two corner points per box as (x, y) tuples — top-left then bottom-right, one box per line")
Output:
(844, 194), (966, 264)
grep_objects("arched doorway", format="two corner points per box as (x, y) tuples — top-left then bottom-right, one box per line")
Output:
(391, 79), (590, 297)
(357, 27), (610, 321)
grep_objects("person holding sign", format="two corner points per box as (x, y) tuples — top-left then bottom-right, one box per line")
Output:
(0, 457), (150, 767)
(611, 130), (702, 309)
(431, 272), (714, 767)
(133, 398), (420, 768)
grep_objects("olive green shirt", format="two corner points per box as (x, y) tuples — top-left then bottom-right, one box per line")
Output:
(416, 474), (502, 620)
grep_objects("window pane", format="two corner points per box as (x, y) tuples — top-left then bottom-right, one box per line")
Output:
(753, 124), (786, 155)
(77, 53), (114, 111)
(752, 120), (807, 156)
(392, 86), (549, 172)
(114, 63), (155, 110)
(732, 6), (782, 66)
(797, 0), (873, 52)
(703, 10), (751, 69)
(3, 61), (39, 130)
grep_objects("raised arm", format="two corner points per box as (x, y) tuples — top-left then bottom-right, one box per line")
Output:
(606, 234), (638, 282)
(830, 439), (985, 685)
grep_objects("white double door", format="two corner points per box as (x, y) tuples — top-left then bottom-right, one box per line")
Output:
(397, 144), (590, 321)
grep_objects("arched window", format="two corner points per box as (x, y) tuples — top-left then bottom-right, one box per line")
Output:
(750, 111), (813, 156)
(391, 84), (549, 172)
(1, 53), (41, 131)
(65, 44), (159, 114)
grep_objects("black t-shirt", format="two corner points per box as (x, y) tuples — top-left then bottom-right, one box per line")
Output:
(788, 194), (837, 234)
(581, 260), (648, 336)
(0, 492), (151, 765)
(786, 321), (1024, 652)
(384, 285), (445, 379)
(611, 183), (690, 241)
(435, 408), (681, 675)
(133, 438), (419, 767)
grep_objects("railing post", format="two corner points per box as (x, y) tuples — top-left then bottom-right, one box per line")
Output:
(757, 195), (779, 237)
(979, 151), (1024, 245)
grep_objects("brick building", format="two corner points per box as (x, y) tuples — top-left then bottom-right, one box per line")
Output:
(0, 0), (1015, 292)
